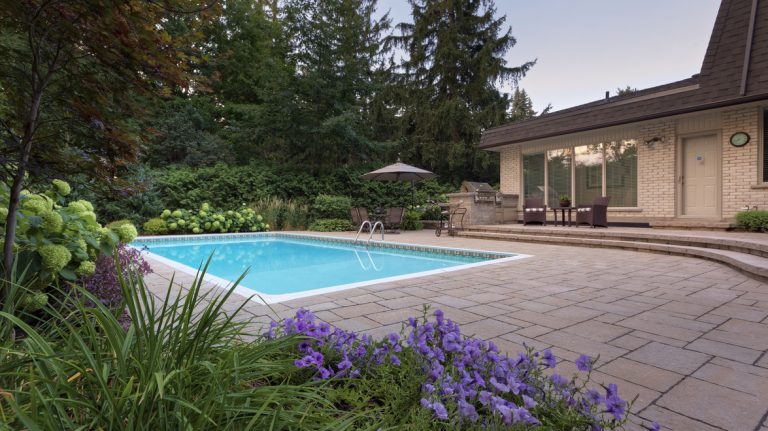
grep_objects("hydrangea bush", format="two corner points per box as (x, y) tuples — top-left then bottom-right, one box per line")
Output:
(267, 308), (657, 430)
(0, 180), (138, 310)
(155, 202), (268, 234)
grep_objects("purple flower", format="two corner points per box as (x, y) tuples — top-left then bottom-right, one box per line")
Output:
(458, 399), (479, 422)
(649, 421), (661, 431)
(390, 355), (400, 366)
(542, 348), (556, 368)
(522, 394), (538, 409)
(576, 354), (593, 372)
(478, 390), (492, 405)
(604, 384), (627, 421)
(431, 401), (448, 420)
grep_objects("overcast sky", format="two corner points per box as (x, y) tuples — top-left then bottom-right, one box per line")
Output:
(376, 0), (721, 113)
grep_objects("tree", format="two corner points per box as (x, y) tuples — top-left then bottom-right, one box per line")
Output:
(0, 0), (211, 281)
(509, 88), (552, 122)
(616, 85), (638, 96)
(391, 0), (534, 181)
(281, 0), (393, 171)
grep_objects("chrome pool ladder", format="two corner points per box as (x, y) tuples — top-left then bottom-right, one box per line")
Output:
(355, 220), (385, 245)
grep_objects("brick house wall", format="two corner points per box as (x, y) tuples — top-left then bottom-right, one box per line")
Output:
(496, 105), (767, 223)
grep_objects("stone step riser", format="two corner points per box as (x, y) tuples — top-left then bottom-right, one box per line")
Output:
(457, 231), (768, 283)
(465, 227), (768, 259)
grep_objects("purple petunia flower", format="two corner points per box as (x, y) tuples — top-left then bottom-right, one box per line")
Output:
(542, 348), (556, 368)
(649, 421), (661, 431)
(431, 401), (448, 420)
(458, 399), (479, 422)
(576, 354), (593, 372)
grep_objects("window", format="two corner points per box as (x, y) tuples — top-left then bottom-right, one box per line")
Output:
(574, 144), (603, 206)
(523, 153), (545, 201)
(547, 149), (571, 205)
(606, 140), (638, 206)
(522, 139), (638, 207)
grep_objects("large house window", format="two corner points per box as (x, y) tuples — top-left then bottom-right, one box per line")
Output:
(522, 139), (638, 207)
(574, 144), (603, 206)
(523, 153), (545, 201)
(547, 149), (572, 204)
(606, 140), (638, 206)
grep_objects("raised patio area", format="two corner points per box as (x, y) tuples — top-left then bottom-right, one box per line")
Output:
(142, 230), (768, 431)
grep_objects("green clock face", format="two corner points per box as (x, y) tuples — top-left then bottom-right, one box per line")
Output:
(730, 132), (750, 147)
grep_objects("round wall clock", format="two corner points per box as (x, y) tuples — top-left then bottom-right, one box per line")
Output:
(730, 132), (750, 147)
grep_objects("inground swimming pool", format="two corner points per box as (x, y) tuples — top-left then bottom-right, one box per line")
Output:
(134, 233), (526, 303)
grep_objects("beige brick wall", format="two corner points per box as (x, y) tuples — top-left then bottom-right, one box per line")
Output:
(634, 120), (677, 219)
(499, 146), (521, 196)
(721, 107), (766, 219)
(495, 106), (766, 223)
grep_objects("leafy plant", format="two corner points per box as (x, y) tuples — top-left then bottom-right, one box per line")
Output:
(142, 218), (168, 235)
(311, 195), (352, 220)
(159, 203), (268, 234)
(0, 180), (136, 310)
(401, 209), (424, 230)
(0, 262), (361, 430)
(308, 218), (355, 232)
(735, 210), (768, 232)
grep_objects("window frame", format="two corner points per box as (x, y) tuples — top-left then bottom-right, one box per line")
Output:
(521, 140), (639, 208)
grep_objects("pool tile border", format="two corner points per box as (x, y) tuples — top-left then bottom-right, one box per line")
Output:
(134, 232), (530, 304)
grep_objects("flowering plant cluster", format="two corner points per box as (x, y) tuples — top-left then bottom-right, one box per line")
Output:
(0, 180), (137, 311)
(82, 244), (152, 310)
(265, 308), (401, 380)
(153, 202), (268, 234)
(269, 308), (653, 430)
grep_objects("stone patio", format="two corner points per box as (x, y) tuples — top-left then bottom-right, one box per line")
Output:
(142, 230), (768, 431)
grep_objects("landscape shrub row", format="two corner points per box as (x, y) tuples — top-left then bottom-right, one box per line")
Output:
(73, 163), (455, 230)
(143, 203), (268, 235)
(735, 210), (768, 232)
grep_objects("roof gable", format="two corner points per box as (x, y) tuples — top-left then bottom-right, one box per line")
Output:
(481, 0), (768, 150)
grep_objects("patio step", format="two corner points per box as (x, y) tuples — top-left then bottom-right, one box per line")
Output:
(465, 225), (768, 258)
(456, 230), (768, 282)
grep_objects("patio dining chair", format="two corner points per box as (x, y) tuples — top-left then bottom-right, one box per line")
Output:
(576, 196), (610, 228)
(384, 207), (405, 232)
(523, 198), (547, 226)
(350, 207), (371, 231)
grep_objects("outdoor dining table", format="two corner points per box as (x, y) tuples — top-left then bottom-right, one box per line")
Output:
(552, 206), (576, 227)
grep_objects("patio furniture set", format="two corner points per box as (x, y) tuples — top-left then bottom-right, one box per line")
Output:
(523, 196), (610, 228)
(350, 207), (405, 233)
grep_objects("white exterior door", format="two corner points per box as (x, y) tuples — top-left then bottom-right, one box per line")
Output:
(682, 135), (719, 217)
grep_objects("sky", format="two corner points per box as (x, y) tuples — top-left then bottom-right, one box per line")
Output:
(376, 0), (721, 113)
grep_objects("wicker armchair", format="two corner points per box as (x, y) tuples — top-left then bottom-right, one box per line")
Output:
(575, 196), (610, 228)
(523, 198), (547, 226)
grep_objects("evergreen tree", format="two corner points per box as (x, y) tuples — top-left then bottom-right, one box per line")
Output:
(509, 88), (552, 121)
(282, 0), (392, 171)
(391, 0), (534, 181)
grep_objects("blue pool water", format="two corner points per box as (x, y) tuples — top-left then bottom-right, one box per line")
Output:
(135, 235), (507, 297)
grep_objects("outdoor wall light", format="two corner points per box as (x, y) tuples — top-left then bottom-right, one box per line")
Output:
(644, 136), (664, 148)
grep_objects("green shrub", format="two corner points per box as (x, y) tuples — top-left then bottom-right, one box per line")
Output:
(0, 264), (358, 430)
(252, 197), (309, 230)
(283, 200), (309, 230)
(0, 180), (135, 310)
(401, 209), (424, 230)
(308, 218), (355, 232)
(311, 194), (351, 220)
(142, 217), (168, 235)
(735, 210), (768, 231)
(158, 202), (268, 234)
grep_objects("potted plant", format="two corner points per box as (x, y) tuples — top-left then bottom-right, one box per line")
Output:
(559, 194), (571, 207)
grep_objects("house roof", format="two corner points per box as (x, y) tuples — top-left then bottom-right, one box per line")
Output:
(480, 0), (768, 150)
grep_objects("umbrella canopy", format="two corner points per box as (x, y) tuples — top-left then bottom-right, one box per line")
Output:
(361, 159), (436, 207)
(360, 160), (436, 182)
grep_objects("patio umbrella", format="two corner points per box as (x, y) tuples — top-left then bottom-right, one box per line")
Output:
(361, 158), (436, 206)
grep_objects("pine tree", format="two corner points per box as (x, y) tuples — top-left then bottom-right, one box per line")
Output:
(391, 0), (534, 181)
(509, 88), (552, 121)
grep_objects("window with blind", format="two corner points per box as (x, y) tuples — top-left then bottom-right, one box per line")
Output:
(763, 110), (768, 182)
